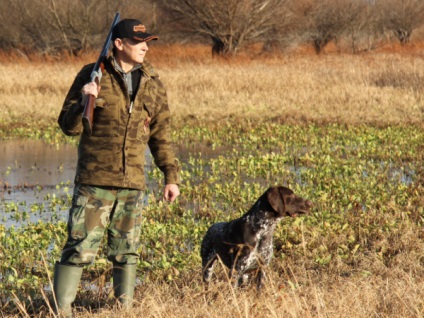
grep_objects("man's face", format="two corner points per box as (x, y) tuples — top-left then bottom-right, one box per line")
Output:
(115, 38), (149, 65)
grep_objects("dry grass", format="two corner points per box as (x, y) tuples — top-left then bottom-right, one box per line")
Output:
(16, 227), (423, 318)
(83, 272), (423, 318)
(1, 43), (424, 129)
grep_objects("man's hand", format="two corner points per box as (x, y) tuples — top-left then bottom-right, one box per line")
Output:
(163, 184), (180, 202)
(80, 82), (100, 107)
(82, 81), (100, 97)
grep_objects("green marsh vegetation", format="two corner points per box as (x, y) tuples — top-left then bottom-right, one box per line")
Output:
(1, 46), (424, 317)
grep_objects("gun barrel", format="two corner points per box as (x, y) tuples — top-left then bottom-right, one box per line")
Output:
(83, 12), (120, 135)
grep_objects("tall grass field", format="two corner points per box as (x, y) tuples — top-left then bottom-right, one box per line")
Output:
(0, 44), (423, 317)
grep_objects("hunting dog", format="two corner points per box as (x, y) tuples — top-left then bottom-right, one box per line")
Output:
(201, 186), (312, 289)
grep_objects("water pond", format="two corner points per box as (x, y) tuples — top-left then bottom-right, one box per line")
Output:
(0, 140), (77, 227)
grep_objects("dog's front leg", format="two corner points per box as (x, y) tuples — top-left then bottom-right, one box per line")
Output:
(256, 269), (265, 292)
(235, 272), (249, 288)
(202, 254), (217, 284)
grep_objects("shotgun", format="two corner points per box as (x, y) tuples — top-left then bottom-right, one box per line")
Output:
(82, 12), (120, 135)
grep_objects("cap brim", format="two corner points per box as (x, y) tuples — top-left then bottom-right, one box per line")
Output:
(133, 34), (159, 42)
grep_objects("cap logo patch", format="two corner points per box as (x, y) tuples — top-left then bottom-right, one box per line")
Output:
(133, 24), (146, 32)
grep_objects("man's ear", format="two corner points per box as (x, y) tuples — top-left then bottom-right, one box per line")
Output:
(114, 38), (124, 51)
(266, 187), (285, 214)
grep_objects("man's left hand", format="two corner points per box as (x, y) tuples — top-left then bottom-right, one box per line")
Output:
(163, 184), (180, 202)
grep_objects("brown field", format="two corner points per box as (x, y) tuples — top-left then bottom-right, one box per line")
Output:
(2, 44), (424, 317)
(1, 43), (424, 129)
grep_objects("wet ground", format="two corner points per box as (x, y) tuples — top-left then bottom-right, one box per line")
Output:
(1, 139), (415, 228)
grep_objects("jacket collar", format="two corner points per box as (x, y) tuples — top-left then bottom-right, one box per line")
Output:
(108, 56), (158, 78)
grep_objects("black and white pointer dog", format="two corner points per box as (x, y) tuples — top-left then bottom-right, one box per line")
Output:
(201, 186), (312, 289)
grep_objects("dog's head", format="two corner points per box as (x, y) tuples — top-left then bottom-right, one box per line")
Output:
(266, 186), (312, 217)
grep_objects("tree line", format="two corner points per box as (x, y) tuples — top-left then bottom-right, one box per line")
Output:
(0, 0), (423, 56)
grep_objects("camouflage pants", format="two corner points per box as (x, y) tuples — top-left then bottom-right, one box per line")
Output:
(60, 184), (144, 266)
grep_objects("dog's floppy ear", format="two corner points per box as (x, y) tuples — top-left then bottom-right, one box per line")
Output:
(267, 186), (294, 215)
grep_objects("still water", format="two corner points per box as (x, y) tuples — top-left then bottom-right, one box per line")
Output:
(0, 140), (77, 227)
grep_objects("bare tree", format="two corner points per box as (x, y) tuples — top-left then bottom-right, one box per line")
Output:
(161, 0), (291, 56)
(0, 0), (32, 54)
(37, 0), (125, 54)
(0, 0), (159, 55)
(1, 0), (122, 55)
(342, 1), (370, 53)
(375, 0), (424, 45)
(292, 0), (364, 54)
(2, 0), (424, 55)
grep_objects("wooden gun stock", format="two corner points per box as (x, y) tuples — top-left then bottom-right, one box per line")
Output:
(82, 94), (96, 135)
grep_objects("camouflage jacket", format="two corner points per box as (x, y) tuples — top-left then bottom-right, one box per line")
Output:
(58, 57), (180, 190)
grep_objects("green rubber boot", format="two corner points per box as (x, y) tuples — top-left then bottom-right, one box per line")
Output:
(113, 263), (137, 308)
(53, 262), (83, 318)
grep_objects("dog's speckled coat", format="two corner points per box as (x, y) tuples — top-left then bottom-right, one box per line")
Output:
(201, 186), (312, 289)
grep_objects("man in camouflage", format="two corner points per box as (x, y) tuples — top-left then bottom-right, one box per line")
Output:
(54, 18), (180, 316)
